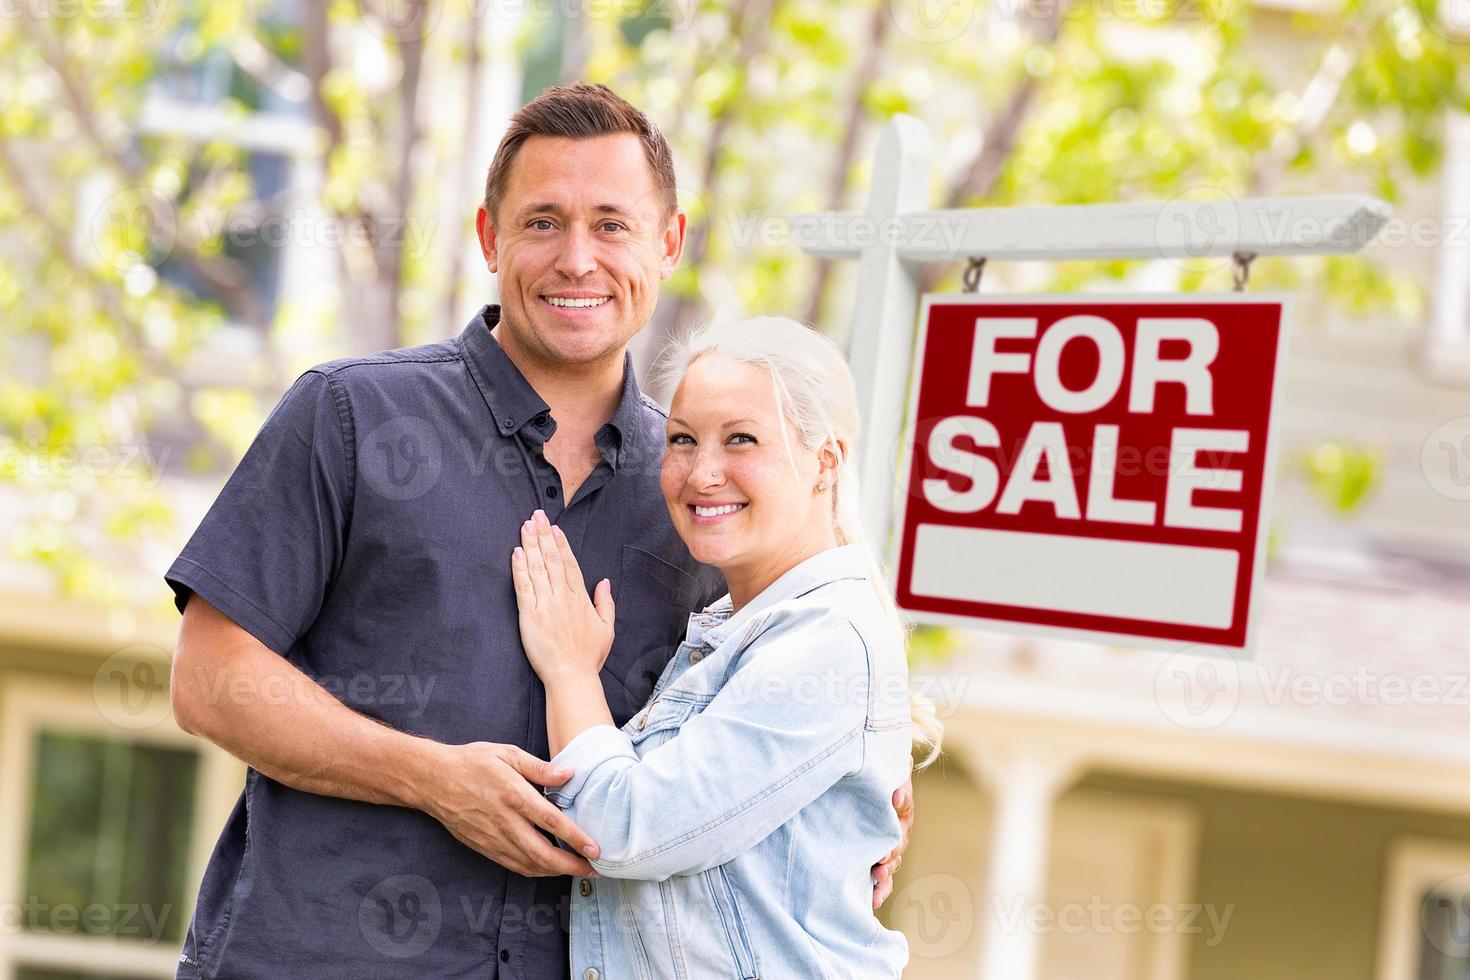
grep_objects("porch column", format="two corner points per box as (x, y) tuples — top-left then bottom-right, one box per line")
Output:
(968, 741), (1082, 980)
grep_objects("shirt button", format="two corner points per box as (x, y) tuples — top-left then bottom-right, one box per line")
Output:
(584, 970), (599, 980)
(534, 411), (549, 426)
(546, 486), (558, 498)
(579, 879), (592, 897)
(499, 949), (510, 962)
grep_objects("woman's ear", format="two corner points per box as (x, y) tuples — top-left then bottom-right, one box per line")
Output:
(816, 436), (846, 489)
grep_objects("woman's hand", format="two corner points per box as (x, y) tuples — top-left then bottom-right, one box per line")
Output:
(511, 510), (615, 683)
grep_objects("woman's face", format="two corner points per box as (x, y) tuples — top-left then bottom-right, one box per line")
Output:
(660, 354), (830, 576)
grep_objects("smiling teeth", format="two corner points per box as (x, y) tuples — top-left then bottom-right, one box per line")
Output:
(546, 296), (609, 308)
(694, 503), (745, 517)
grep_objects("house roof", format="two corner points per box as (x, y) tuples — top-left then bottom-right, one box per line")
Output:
(923, 546), (1470, 749)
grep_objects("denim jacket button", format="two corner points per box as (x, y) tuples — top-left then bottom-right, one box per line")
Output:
(583, 970), (599, 980)
(579, 879), (592, 897)
(689, 650), (703, 664)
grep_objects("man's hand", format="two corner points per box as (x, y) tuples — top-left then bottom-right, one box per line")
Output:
(871, 779), (915, 909)
(419, 740), (600, 878)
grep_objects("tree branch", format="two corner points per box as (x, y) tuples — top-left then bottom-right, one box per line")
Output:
(802, 0), (890, 328)
(19, 12), (273, 331)
(920, 0), (1069, 291)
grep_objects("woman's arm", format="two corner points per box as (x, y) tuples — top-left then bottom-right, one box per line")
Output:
(510, 513), (888, 884)
(510, 511), (617, 755)
(546, 601), (871, 881)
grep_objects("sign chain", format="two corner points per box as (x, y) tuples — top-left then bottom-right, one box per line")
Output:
(962, 256), (988, 293)
(1231, 251), (1257, 292)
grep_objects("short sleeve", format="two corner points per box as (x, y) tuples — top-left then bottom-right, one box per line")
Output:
(165, 370), (354, 655)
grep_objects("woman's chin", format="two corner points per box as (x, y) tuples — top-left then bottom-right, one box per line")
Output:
(684, 534), (740, 570)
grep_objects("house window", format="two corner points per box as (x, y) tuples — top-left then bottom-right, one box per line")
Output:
(22, 732), (199, 947)
(1428, 111), (1470, 381)
(1376, 839), (1470, 980)
(0, 677), (208, 979)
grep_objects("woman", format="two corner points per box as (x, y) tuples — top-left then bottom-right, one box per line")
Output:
(510, 315), (941, 979)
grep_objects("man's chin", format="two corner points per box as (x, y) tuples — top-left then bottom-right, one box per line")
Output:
(525, 317), (630, 364)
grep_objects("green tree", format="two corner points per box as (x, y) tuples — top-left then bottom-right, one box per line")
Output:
(1, 0), (1464, 607)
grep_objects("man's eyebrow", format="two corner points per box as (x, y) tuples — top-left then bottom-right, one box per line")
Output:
(514, 202), (639, 220)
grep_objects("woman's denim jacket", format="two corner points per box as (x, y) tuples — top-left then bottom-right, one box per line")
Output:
(547, 544), (912, 979)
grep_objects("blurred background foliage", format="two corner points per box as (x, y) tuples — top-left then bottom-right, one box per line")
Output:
(0, 0), (1466, 608)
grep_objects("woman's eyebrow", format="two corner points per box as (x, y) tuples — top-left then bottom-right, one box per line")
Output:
(668, 417), (759, 428)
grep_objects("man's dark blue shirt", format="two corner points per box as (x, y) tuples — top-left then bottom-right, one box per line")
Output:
(165, 305), (724, 979)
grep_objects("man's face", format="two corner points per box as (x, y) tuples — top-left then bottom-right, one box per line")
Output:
(477, 133), (685, 370)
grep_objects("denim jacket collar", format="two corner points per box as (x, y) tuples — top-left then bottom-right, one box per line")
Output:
(688, 544), (873, 649)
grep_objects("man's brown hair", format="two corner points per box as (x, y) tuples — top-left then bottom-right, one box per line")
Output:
(483, 82), (677, 222)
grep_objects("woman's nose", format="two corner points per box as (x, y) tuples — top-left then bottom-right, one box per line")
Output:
(687, 452), (724, 490)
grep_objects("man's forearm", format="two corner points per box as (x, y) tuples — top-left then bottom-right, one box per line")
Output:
(172, 600), (443, 810)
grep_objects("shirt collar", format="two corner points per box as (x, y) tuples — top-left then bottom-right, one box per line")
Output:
(459, 304), (643, 467)
(687, 544), (874, 649)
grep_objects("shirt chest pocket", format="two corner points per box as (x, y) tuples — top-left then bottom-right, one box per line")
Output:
(604, 546), (703, 717)
(623, 692), (700, 750)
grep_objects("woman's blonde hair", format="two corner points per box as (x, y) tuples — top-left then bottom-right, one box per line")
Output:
(657, 315), (943, 770)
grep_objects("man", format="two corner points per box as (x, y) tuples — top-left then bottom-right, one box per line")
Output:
(167, 82), (912, 978)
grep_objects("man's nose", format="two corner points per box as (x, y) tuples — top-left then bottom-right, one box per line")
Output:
(554, 226), (598, 279)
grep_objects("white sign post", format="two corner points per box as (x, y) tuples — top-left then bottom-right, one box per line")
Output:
(791, 114), (1390, 980)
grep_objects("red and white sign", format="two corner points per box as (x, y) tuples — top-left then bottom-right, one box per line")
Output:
(893, 294), (1289, 651)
